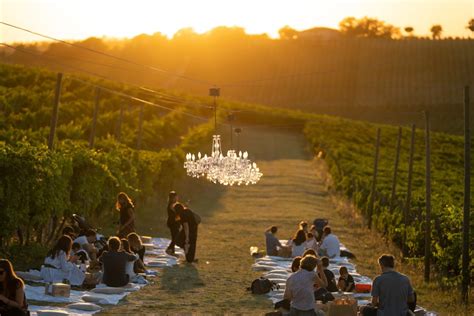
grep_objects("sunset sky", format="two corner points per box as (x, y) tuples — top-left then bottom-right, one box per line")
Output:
(1, 0), (473, 42)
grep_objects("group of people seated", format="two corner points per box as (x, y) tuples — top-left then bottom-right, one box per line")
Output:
(265, 221), (341, 259)
(40, 227), (147, 288)
(268, 221), (415, 316)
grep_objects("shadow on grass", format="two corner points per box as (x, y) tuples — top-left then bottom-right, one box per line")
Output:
(160, 263), (205, 293)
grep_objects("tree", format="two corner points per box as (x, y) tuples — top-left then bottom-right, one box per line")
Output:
(278, 26), (298, 40)
(467, 19), (474, 35)
(339, 16), (400, 39)
(404, 26), (414, 37)
(430, 24), (443, 39)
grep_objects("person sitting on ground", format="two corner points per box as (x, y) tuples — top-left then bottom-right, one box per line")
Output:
(120, 239), (139, 281)
(291, 256), (302, 273)
(41, 235), (85, 286)
(73, 229), (98, 261)
(337, 266), (355, 292)
(361, 254), (415, 316)
(127, 233), (146, 274)
(265, 226), (283, 256)
(99, 237), (137, 287)
(288, 229), (307, 257)
(321, 257), (338, 292)
(302, 249), (317, 258)
(0, 259), (28, 316)
(319, 226), (340, 258)
(299, 221), (308, 234)
(72, 242), (89, 264)
(305, 232), (319, 253)
(284, 255), (328, 315)
(62, 226), (77, 239)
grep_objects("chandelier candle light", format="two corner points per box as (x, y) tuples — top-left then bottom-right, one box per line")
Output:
(183, 88), (262, 185)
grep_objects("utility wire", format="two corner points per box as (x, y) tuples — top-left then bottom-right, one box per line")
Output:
(0, 21), (213, 86)
(0, 42), (215, 123)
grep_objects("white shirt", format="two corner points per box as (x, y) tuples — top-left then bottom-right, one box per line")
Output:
(320, 234), (340, 258)
(73, 235), (89, 246)
(289, 241), (305, 257)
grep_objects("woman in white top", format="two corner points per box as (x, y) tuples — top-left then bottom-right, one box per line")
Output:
(120, 239), (138, 281)
(41, 235), (85, 286)
(288, 229), (307, 257)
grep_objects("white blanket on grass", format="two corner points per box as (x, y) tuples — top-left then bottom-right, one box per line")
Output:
(254, 241), (373, 305)
(29, 305), (100, 316)
(24, 237), (175, 308)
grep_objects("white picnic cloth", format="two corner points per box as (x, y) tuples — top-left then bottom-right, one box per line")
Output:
(29, 305), (99, 316)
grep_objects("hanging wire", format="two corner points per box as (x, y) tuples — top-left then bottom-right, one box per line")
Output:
(0, 21), (213, 86)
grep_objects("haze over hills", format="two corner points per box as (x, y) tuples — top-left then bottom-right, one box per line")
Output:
(1, 24), (473, 133)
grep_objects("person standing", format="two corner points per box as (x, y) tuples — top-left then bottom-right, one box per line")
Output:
(116, 192), (135, 238)
(174, 203), (198, 263)
(166, 191), (180, 255)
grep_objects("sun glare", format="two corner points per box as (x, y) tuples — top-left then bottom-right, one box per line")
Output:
(1, 0), (473, 42)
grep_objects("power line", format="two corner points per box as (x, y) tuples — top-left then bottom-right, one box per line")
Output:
(0, 42), (215, 123)
(0, 21), (213, 86)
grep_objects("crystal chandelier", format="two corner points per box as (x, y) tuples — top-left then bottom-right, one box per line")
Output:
(184, 135), (262, 186)
(183, 87), (262, 185)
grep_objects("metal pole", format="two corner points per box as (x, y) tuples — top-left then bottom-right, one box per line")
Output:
(48, 73), (63, 150)
(424, 111), (432, 283)
(462, 85), (471, 304)
(403, 124), (416, 256)
(136, 104), (144, 150)
(368, 128), (381, 229)
(89, 87), (100, 149)
(116, 104), (124, 142)
(390, 127), (403, 212)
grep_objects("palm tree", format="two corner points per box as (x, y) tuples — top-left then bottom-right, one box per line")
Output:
(430, 25), (442, 39)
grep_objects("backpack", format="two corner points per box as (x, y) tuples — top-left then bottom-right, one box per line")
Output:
(248, 277), (279, 294)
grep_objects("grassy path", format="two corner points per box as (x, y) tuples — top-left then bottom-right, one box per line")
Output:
(100, 128), (471, 315)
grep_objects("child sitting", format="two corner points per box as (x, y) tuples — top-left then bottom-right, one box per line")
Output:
(337, 266), (355, 292)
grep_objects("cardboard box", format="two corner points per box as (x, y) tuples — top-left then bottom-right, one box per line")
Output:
(45, 283), (71, 297)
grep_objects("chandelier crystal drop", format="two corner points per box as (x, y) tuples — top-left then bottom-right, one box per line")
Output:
(184, 135), (262, 186)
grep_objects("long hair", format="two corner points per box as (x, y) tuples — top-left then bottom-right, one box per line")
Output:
(121, 239), (132, 253)
(0, 259), (24, 300)
(127, 232), (143, 251)
(292, 229), (307, 246)
(48, 235), (72, 259)
(116, 192), (134, 211)
(173, 202), (186, 220)
(167, 191), (178, 207)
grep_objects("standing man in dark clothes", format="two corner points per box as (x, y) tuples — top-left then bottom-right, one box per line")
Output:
(166, 191), (180, 255)
(174, 203), (198, 263)
(98, 237), (137, 287)
(362, 254), (415, 316)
